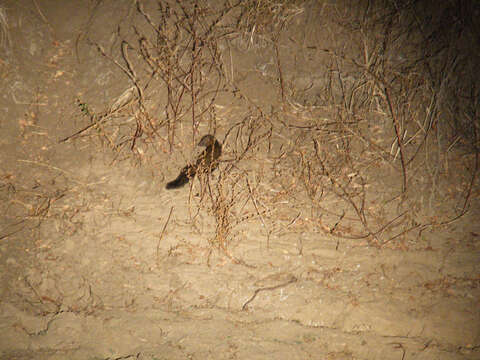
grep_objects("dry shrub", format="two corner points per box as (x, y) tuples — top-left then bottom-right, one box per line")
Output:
(64, 0), (240, 154)
(279, 0), (480, 245)
(203, 112), (272, 251)
(63, 0), (479, 250)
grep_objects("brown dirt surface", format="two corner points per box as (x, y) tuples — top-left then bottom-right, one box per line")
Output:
(0, 1), (479, 359)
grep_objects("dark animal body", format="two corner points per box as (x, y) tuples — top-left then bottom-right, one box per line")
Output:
(165, 135), (222, 190)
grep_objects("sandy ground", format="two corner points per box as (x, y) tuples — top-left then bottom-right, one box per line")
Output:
(0, 1), (479, 359)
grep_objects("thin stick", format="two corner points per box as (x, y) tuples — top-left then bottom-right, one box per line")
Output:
(58, 117), (102, 143)
(384, 86), (408, 193)
(156, 206), (174, 268)
(18, 159), (73, 176)
(242, 276), (297, 311)
(246, 178), (270, 248)
(274, 41), (286, 104)
(32, 0), (55, 36)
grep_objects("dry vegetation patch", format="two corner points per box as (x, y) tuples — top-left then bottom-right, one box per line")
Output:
(1, 0), (479, 358)
(56, 1), (478, 253)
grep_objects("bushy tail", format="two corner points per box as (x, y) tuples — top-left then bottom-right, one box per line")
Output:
(165, 135), (221, 190)
(165, 164), (195, 189)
